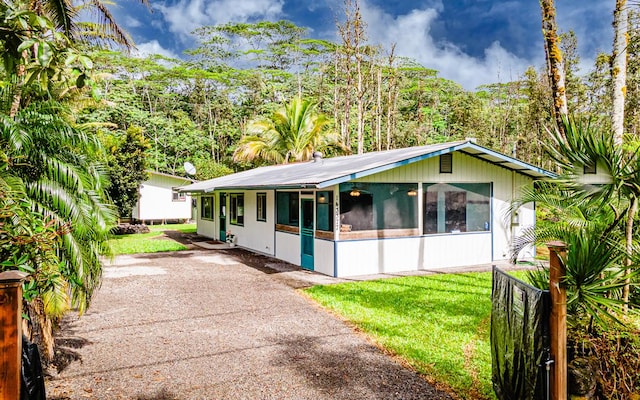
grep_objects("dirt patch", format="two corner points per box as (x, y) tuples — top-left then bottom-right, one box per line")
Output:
(161, 230), (211, 249)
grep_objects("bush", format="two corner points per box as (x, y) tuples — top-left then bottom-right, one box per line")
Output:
(111, 223), (150, 235)
(569, 327), (640, 399)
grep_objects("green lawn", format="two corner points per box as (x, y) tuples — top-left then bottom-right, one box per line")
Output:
(304, 270), (529, 399)
(108, 223), (196, 255)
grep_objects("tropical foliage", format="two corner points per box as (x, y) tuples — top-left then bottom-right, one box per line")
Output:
(510, 118), (640, 398)
(233, 96), (346, 164)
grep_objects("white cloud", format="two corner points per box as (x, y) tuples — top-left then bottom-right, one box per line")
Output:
(134, 40), (180, 59)
(124, 15), (142, 28)
(155, 0), (285, 41)
(360, 3), (536, 90)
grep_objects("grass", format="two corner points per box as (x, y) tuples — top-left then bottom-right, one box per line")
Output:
(304, 270), (529, 399)
(108, 223), (196, 255)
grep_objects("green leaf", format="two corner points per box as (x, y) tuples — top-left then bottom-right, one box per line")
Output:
(17, 39), (37, 53)
(37, 42), (53, 66)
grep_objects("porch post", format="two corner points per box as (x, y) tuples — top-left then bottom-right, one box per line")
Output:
(0, 270), (28, 399)
(547, 242), (567, 400)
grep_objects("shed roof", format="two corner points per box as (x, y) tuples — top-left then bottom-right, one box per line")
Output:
(147, 170), (197, 183)
(179, 140), (554, 193)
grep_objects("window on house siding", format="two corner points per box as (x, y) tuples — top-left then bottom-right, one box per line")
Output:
(230, 193), (244, 225)
(440, 153), (453, 173)
(172, 189), (186, 202)
(339, 183), (418, 231)
(257, 192), (267, 222)
(316, 191), (334, 231)
(276, 192), (299, 226)
(423, 183), (490, 234)
(201, 196), (214, 220)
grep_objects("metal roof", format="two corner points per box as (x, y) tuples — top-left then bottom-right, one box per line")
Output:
(179, 140), (555, 193)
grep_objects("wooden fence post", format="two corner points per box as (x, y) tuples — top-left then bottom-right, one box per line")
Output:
(547, 242), (567, 400)
(0, 270), (28, 399)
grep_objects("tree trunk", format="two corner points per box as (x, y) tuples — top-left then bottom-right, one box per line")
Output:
(376, 67), (382, 151)
(612, 0), (627, 146)
(623, 196), (637, 312)
(539, 0), (568, 133)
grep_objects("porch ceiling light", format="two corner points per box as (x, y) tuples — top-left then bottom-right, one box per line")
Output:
(407, 189), (418, 196)
(350, 188), (361, 197)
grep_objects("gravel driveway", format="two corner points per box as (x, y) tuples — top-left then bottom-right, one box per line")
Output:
(47, 249), (453, 400)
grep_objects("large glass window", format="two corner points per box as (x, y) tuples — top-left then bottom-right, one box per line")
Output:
(277, 192), (299, 226)
(423, 183), (490, 234)
(339, 183), (418, 231)
(316, 191), (334, 232)
(256, 192), (267, 222)
(201, 196), (214, 220)
(230, 193), (244, 225)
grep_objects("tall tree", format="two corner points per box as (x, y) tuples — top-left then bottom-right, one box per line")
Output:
(539, 0), (568, 133)
(104, 126), (150, 219)
(612, 0), (628, 145)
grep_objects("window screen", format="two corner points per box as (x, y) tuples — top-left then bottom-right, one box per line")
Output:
(230, 193), (244, 225)
(276, 192), (299, 226)
(316, 191), (334, 231)
(201, 196), (214, 220)
(339, 183), (418, 231)
(257, 193), (267, 222)
(423, 183), (491, 234)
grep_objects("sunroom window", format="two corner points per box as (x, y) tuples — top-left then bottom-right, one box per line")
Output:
(276, 192), (299, 227)
(339, 183), (418, 231)
(423, 183), (490, 234)
(316, 191), (334, 231)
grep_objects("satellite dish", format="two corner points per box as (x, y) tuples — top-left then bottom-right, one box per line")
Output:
(184, 161), (196, 176)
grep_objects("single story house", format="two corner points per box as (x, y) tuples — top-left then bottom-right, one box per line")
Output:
(179, 140), (554, 277)
(132, 171), (196, 224)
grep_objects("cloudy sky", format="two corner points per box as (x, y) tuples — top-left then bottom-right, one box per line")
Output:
(113, 0), (615, 90)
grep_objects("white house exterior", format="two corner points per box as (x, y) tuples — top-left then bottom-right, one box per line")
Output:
(179, 141), (554, 277)
(132, 171), (196, 224)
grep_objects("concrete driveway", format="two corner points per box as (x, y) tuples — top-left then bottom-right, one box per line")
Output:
(47, 249), (452, 400)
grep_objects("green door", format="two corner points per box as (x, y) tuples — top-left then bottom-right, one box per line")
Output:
(300, 198), (314, 270)
(219, 193), (226, 241)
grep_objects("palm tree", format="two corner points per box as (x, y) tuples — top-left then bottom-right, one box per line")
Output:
(0, 151), (70, 358)
(0, 94), (117, 358)
(511, 117), (639, 325)
(233, 96), (348, 164)
(23, 0), (149, 49)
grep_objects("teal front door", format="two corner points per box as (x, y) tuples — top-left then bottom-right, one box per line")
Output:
(300, 198), (314, 270)
(219, 193), (226, 241)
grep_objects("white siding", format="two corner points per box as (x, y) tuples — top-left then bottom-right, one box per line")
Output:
(276, 231), (300, 265)
(314, 239), (334, 276)
(226, 190), (275, 255)
(335, 233), (492, 277)
(196, 196), (216, 238)
(577, 160), (613, 185)
(134, 173), (193, 221)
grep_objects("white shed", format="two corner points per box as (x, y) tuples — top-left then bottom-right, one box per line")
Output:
(132, 171), (196, 224)
(179, 140), (554, 277)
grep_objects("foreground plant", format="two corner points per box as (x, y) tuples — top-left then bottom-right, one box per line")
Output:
(510, 117), (640, 398)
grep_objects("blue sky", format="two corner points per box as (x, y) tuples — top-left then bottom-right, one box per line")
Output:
(114, 0), (615, 90)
